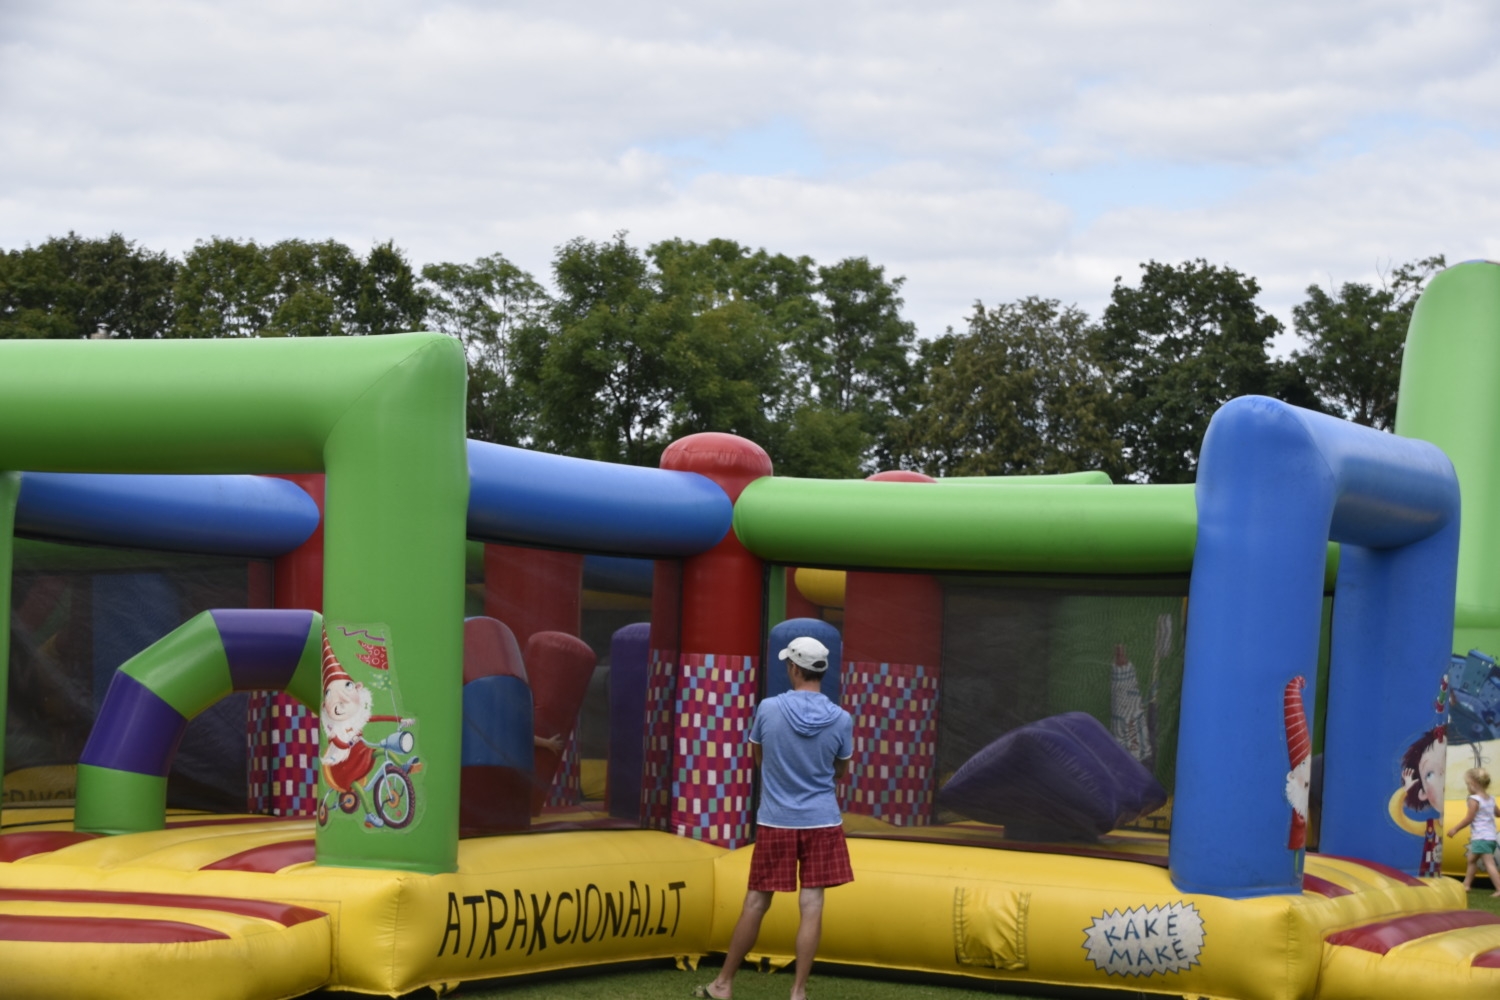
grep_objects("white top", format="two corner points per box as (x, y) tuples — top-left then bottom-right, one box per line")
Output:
(1471, 792), (1498, 842)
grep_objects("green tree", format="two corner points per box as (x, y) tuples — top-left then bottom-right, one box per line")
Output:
(173, 237), (274, 338)
(262, 239), (362, 337)
(422, 253), (551, 445)
(1290, 255), (1446, 430)
(520, 233), (675, 465)
(651, 238), (813, 455)
(352, 241), (427, 336)
(902, 297), (1124, 478)
(1095, 259), (1311, 483)
(793, 258), (918, 472)
(511, 234), (918, 475)
(0, 232), (177, 339)
(769, 405), (869, 479)
(174, 237), (425, 339)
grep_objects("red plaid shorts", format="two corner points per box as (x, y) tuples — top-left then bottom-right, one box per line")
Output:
(747, 824), (853, 891)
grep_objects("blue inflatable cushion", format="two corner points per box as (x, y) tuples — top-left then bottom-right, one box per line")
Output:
(936, 711), (1167, 841)
(461, 674), (534, 770)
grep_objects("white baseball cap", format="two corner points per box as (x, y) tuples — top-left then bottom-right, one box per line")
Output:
(778, 636), (831, 673)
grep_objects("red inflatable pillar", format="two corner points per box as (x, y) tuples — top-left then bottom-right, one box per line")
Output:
(482, 544), (587, 807)
(841, 471), (944, 826)
(247, 473), (324, 818)
(482, 545), (583, 647)
(653, 433), (771, 847)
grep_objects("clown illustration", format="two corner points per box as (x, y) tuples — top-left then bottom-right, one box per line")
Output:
(1283, 676), (1312, 851)
(318, 630), (419, 829)
(1388, 677), (1450, 876)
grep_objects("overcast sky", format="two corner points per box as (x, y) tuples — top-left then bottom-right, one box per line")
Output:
(3, 1), (1497, 351)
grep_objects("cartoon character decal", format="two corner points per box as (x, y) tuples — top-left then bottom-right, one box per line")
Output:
(317, 627), (422, 830)
(1388, 677), (1449, 876)
(1282, 676), (1312, 852)
(1110, 643), (1151, 764)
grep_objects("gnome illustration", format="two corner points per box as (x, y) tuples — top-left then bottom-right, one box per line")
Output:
(1283, 676), (1312, 851)
(319, 631), (404, 805)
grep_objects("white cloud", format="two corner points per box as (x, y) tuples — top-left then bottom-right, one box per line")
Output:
(2, 0), (1497, 347)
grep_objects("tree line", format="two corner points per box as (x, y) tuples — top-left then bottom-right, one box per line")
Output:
(0, 231), (1444, 483)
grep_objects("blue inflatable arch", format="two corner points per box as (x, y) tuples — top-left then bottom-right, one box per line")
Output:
(1172, 396), (1460, 898)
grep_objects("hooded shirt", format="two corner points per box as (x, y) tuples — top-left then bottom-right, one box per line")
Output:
(749, 689), (854, 828)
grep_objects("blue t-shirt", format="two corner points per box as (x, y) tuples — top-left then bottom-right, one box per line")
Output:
(749, 690), (853, 828)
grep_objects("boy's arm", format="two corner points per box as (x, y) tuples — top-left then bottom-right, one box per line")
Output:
(831, 713), (853, 782)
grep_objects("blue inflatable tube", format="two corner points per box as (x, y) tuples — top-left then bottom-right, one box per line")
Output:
(15, 472), (320, 558)
(1171, 396), (1459, 898)
(16, 443), (735, 561)
(465, 440), (732, 557)
(583, 555), (655, 596)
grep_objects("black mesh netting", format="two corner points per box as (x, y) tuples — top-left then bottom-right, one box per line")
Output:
(937, 581), (1186, 803)
(5, 538), (266, 812)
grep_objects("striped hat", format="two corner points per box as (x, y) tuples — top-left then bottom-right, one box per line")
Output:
(322, 630), (352, 690)
(1284, 676), (1311, 768)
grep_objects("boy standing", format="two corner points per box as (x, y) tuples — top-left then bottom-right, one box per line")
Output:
(696, 636), (855, 1000)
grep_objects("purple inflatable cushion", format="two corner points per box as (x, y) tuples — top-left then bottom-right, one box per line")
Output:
(936, 711), (1167, 841)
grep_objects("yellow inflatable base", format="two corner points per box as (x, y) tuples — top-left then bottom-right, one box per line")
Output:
(3, 808), (1499, 1000)
(0, 812), (722, 998)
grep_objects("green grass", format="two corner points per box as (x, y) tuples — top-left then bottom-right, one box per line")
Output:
(1464, 881), (1500, 915)
(430, 962), (1086, 1000)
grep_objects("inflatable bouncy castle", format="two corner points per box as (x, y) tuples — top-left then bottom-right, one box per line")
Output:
(4, 262), (1500, 999)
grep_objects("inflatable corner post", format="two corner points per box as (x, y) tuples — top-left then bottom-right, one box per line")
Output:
(255, 472), (326, 817)
(1395, 260), (1500, 657)
(836, 470), (942, 826)
(659, 432), (770, 848)
(1173, 395), (1459, 897)
(0, 335), (468, 873)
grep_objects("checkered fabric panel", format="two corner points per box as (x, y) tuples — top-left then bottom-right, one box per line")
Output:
(640, 648), (678, 831)
(669, 652), (758, 849)
(246, 691), (319, 817)
(545, 729), (583, 807)
(838, 660), (938, 826)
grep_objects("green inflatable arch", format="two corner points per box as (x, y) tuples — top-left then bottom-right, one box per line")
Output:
(0, 335), (467, 874)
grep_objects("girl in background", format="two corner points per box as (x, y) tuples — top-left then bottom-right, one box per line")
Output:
(1447, 766), (1500, 895)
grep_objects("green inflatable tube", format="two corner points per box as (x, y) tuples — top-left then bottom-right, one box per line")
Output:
(0, 334), (467, 874)
(734, 478), (1200, 573)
